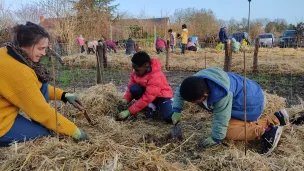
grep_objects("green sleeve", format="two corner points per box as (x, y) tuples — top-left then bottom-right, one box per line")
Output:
(172, 85), (184, 113)
(211, 92), (233, 141)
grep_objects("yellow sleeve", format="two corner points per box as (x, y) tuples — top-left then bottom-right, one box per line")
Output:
(5, 69), (77, 136)
(181, 31), (185, 38)
(48, 85), (64, 101)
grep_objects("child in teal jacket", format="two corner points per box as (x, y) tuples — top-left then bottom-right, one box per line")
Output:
(171, 67), (289, 154)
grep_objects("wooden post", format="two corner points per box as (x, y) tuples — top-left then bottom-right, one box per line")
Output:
(103, 42), (108, 69)
(96, 44), (104, 84)
(166, 40), (170, 70)
(224, 42), (232, 72)
(243, 51), (248, 156)
(253, 37), (260, 73)
(154, 25), (156, 46)
(205, 52), (207, 69)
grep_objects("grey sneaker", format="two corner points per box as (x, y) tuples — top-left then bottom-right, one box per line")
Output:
(262, 125), (283, 155)
(274, 109), (289, 126)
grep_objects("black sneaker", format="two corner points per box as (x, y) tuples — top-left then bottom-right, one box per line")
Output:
(274, 109), (289, 126)
(262, 125), (283, 155)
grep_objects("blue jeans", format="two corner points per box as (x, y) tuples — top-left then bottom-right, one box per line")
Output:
(129, 84), (173, 122)
(0, 115), (51, 147)
(170, 45), (175, 52)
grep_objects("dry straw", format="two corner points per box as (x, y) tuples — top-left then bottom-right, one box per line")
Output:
(1, 84), (303, 170)
(62, 48), (304, 75)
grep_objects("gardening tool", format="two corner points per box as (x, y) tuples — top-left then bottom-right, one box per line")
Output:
(73, 102), (95, 126)
(168, 121), (183, 141)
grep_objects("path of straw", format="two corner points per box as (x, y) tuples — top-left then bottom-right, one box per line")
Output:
(0, 84), (303, 171)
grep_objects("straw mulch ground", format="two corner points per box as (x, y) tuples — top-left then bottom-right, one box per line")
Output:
(61, 47), (304, 75)
(0, 84), (303, 171)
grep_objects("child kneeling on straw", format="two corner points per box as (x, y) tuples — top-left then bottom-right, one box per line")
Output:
(118, 51), (173, 122)
(171, 67), (289, 154)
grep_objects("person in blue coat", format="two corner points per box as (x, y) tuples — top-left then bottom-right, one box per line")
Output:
(171, 67), (289, 154)
(125, 36), (136, 55)
(219, 27), (229, 43)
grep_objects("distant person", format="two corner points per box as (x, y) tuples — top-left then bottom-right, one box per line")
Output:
(105, 40), (117, 53)
(219, 27), (229, 43)
(176, 33), (182, 53)
(86, 40), (98, 54)
(155, 36), (167, 54)
(55, 36), (64, 56)
(181, 24), (188, 54)
(187, 38), (197, 51)
(189, 36), (199, 47)
(231, 38), (241, 53)
(76, 35), (85, 54)
(168, 29), (176, 52)
(125, 36), (136, 55)
(241, 37), (250, 46)
(135, 43), (142, 52)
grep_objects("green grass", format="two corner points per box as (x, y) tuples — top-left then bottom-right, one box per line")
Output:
(56, 68), (97, 89)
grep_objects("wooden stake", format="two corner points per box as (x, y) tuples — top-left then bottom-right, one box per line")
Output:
(224, 42), (232, 72)
(50, 56), (59, 139)
(96, 44), (103, 84)
(205, 52), (207, 69)
(166, 40), (170, 70)
(253, 37), (260, 73)
(243, 51), (247, 155)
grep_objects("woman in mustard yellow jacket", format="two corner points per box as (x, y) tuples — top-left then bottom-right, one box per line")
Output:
(180, 24), (189, 54)
(0, 22), (89, 146)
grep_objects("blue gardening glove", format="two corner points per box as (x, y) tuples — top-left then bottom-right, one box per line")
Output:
(65, 93), (82, 109)
(171, 112), (181, 125)
(72, 128), (90, 142)
(118, 110), (131, 120)
(198, 137), (219, 150)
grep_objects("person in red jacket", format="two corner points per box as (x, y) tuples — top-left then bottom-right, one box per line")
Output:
(118, 51), (173, 122)
(155, 36), (167, 54)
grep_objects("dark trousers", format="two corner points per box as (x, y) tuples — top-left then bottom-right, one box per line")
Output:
(187, 46), (197, 51)
(80, 45), (85, 53)
(181, 44), (187, 54)
(87, 47), (95, 54)
(156, 48), (165, 54)
(129, 84), (172, 122)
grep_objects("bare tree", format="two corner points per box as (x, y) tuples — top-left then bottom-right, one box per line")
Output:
(15, 2), (45, 24)
(0, 0), (15, 44)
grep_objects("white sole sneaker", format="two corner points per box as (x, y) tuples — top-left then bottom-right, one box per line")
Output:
(264, 126), (283, 156)
(280, 109), (290, 125)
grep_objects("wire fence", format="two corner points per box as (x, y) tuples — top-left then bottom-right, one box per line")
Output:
(43, 39), (304, 108)
(45, 58), (303, 108)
